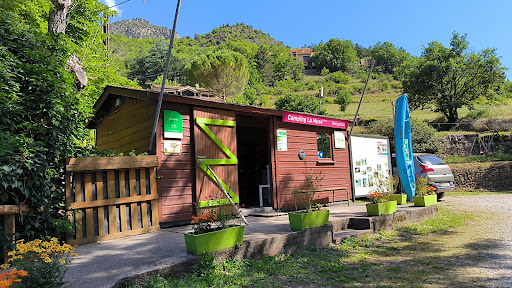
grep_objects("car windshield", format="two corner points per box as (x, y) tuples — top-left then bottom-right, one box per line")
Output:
(417, 155), (445, 165)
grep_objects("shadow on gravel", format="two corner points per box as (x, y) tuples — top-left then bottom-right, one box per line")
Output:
(361, 235), (512, 288)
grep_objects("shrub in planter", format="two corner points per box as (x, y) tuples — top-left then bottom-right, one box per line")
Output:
(184, 207), (244, 256)
(366, 188), (397, 216)
(413, 176), (438, 207)
(387, 177), (407, 205)
(289, 162), (329, 231)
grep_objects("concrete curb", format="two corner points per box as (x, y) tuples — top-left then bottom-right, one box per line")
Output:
(113, 205), (438, 288)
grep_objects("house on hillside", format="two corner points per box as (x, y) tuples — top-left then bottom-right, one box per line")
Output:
(291, 48), (314, 65)
(152, 84), (217, 99)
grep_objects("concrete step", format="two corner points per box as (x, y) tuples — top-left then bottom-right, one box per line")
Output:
(332, 229), (372, 245)
(329, 217), (350, 232)
(239, 207), (286, 217)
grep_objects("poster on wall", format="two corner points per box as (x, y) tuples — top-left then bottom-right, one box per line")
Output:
(334, 131), (346, 149)
(164, 110), (183, 139)
(349, 134), (392, 198)
(163, 140), (182, 155)
(277, 130), (287, 151)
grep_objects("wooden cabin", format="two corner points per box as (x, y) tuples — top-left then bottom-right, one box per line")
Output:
(88, 85), (354, 227)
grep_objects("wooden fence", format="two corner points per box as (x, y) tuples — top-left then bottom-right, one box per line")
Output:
(65, 156), (159, 245)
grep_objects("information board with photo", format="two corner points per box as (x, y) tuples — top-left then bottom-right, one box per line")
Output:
(349, 134), (392, 198)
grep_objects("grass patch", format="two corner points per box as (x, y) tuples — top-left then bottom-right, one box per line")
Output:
(397, 206), (472, 235)
(445, 190), (512, 197)
(131, 204), (484, 288)
(444, 153), (512, 163)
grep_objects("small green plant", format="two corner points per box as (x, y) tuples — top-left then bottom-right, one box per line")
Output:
(293, 161), (323, 212)
(415, 176), (436, 196)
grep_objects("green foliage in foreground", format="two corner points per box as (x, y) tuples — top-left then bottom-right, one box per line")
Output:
(131, 207), (471, 288)
(0, 10), (86, 242)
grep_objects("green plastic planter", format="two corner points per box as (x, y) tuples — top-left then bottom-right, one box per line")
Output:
(288, 209), (330, 231)
(413, 194), (437, 207)
(184, 225), (245, 256)
(366, 201), (397, 216)
(388, 194), (407, 205)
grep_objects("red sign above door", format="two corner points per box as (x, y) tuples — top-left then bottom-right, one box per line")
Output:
(282, 112), (349, 129)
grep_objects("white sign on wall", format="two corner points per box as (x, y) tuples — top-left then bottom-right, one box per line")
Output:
(334, 131), (346, 149)
(277, 130), (287, 151)
(349, 134), (392, 198)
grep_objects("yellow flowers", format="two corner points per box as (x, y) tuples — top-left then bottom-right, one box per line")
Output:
(1, 237), (77, 270)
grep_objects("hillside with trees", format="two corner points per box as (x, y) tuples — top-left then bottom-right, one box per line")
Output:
(110, 21), (511, 128)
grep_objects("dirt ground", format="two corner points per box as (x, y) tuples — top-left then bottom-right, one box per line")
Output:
(438, 193), (512, 287)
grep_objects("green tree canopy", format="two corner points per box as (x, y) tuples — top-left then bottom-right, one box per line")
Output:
(186, 49), (249, 100)
(127, 39), (185, 88)
(311, 38), (358, 73)
(370, 41), (410, 74)
(400, 32), (506, 123)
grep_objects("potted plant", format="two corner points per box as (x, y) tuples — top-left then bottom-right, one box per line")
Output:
(366, 187), (397, 216)
(184, 206), (244, 256)
(387, 177), (407, 205)
(288, 164), (329, 231)
(413, 176), (438, 207)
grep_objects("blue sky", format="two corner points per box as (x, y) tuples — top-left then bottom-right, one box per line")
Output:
(106, 0), (511, 80)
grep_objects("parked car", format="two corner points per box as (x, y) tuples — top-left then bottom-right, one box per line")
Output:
(391, 153), (455, 200)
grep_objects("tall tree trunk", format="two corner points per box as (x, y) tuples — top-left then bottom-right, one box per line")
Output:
(49, 0), (88, 91)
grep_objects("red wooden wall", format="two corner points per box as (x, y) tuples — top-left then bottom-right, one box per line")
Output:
(272, 118), (352, 210)
(156, 103), (195, 225)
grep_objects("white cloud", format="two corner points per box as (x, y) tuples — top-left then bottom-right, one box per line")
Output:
(103, 0), (121, 14)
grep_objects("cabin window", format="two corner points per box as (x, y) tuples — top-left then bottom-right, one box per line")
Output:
(317, 133), (331, 159)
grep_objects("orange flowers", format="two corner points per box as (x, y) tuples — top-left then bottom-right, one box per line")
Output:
(0, 269), (28, 288)
(190, 211), (217, 225)
(369, 190), (388, 204)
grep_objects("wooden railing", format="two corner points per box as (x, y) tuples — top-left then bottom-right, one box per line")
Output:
(65, 156), (159, 245)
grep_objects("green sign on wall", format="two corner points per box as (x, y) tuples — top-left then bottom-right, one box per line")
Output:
(164, 110), (183, 139)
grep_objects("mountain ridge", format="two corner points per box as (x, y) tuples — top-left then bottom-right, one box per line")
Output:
(109, 18), (179, 39)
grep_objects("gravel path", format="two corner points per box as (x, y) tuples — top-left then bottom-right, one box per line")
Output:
(441, 193), (512, 287)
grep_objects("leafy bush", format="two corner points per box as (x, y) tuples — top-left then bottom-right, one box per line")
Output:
(351, 84), (365, 94)
(379, 81), (391, 91)
(367, 118), (448, 154)
(275, 93), (324, 114)
(391, 82), (402, 90)
(320, 67), (329, 76)
(334, 90), (352, 113)
(306, 80), (320, 91)
(327, 71), (351, 84)
(322, 97), (334, 104)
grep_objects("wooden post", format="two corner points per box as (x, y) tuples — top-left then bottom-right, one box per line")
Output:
(3, 214), (15, 262)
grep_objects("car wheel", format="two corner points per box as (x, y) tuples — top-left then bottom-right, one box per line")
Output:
(437, 191), (445, 200)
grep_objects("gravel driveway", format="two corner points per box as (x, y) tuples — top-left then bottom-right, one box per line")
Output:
(441, 193), (512, 287)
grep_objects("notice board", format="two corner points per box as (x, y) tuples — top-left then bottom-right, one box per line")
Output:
(349, 134), (392, 198)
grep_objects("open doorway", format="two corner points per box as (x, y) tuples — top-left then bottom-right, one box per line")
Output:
(236, 115), (271, 207)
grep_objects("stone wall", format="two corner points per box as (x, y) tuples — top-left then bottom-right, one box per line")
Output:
(451, 161), (512, 191)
